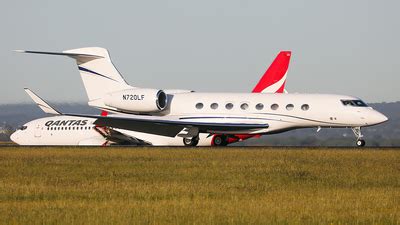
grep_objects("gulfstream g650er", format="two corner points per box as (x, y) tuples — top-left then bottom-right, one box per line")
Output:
(13, 48), (387, 147)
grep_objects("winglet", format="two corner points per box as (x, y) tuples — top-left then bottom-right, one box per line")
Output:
(24, 88), (61, 115)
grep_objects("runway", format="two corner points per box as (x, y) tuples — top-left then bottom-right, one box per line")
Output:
(0, 144), (399, 150)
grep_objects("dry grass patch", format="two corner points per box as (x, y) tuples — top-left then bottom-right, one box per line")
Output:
(0, 147), (399, 224)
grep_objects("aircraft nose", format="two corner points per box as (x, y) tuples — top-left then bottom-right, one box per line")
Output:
(371, 111), (388, 125)
(10, 131), (18, 144)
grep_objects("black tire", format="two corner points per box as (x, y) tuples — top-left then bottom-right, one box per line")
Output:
(183, 137), (199, 146)
(356, 139), (366, 147)
(212, 135), (228, 146)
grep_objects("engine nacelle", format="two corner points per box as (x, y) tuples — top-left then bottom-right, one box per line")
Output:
(103, 88), (167, 113)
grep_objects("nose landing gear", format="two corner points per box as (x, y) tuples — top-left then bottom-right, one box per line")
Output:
(352, 127), (366, 147)
(356, 139), (366, 147)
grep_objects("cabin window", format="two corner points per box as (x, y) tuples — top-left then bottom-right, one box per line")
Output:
(195, 103), (204, 109)
(286, 104), (294, 111)
(271, 104), (279, 110)
(225, 103), (233, 110)
(301, 104), (310, 111)
(210, 103), (218, 110)
(17, 126), (27, 130)
(255, 103), (264, 110)
(240, 103), (249, 110)
(341, 100), (368, 107)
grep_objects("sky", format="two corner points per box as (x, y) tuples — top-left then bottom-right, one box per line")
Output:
(1, 0), (399, 104)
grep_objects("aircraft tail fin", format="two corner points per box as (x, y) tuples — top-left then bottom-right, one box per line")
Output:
(16, 47), (131, 101)
(24, 88), (61, 115)
(252, 51), (291, 93)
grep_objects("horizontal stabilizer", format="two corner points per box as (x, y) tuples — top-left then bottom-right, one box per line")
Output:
(14, 50), (103, 64)
(24, 88), (61, 115)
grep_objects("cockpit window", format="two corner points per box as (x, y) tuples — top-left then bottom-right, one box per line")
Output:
(341, 100), (368, 107)
(18, 126), (27, 130)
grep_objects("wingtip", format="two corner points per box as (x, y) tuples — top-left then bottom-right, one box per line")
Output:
(13, 50), (26, 53)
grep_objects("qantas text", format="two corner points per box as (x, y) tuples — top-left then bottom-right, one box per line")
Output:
(45, 120), (89, 127)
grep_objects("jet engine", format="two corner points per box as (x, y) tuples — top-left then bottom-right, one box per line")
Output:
(103, 88), (167, 113)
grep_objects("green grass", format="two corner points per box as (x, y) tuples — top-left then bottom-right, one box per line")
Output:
(0, 147), (399, 225)
(0, 141), (14, 145)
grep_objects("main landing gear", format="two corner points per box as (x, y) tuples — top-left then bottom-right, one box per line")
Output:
(212, 135), (228, 146)
(183, 136), (199, 147)
(183, 135), (230, 147)
(352, 127), (366, 147)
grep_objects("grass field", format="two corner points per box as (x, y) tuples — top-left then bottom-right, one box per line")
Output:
(0, 147), (399, 225)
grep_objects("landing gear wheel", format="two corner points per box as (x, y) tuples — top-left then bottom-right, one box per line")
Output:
(352, 127), (365, 147)
(183, 137), (199, 147)
(212, 135), (228, 146)
(356, 139), (366, 147)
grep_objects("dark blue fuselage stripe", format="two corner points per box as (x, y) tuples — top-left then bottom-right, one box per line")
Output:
(78, 66), (119, 82)
(256, 113), (347, 125)
(181, 115), (344, 126)
(179, 116), (283, 122)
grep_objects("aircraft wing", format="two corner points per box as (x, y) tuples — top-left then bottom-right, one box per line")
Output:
(24, 88), (61, 115)
(65, 113), (269, 137)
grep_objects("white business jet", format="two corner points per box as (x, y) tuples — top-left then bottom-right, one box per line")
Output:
(14, 48), (387, 147)
(11, 51), (291, 146)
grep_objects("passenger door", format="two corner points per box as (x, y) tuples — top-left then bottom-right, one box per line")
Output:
(34, 124), (42, 138)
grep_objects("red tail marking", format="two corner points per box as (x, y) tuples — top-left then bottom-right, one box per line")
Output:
(252, 51), (291, 93)
(276, 81), (286, 93)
